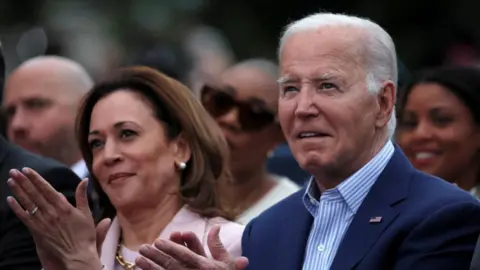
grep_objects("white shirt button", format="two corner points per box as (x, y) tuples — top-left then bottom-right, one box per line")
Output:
(317, 244), (325, 252)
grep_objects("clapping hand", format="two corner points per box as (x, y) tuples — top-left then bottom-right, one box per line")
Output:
(7, 167), (111, 270)
(135, 225), (249, 270)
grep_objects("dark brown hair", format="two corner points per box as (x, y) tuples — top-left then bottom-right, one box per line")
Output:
(76, 66), (234, 221)
(397, 66), (480, 125)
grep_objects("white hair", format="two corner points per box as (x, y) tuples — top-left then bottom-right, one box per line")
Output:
(278, 13), (397, 138)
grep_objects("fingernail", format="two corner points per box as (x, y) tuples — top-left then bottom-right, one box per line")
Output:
(139, 245), (150, 255)
(7, 178), (14, 186)
(6, 196), (13, 203)
(9, 169), (18, 177)
(22, 167), (29, 174)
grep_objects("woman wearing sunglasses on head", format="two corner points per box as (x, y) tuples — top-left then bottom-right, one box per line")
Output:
(6, 66), (245, 270)
(200, 59), (300, 224)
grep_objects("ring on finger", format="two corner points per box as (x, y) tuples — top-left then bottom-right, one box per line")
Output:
(28, 206), (39, 215)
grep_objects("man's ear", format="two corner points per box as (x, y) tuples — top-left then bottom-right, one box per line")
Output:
(376, 81), (396, 130)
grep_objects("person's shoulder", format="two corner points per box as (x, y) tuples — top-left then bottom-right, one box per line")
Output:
(249, 188), (306, 224)
(6, 143), (61, 171)
(259, 175), (300, 204)
(410, 170), (478, 205)
(4, 142), (80, 186)
(400, 170), (480, 224)
(274, 175), (301, 190)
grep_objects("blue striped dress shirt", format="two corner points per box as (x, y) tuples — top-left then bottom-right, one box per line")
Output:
(302, 141), (395, 270)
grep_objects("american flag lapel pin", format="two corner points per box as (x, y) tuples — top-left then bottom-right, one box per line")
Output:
(369, 216), (383, 223)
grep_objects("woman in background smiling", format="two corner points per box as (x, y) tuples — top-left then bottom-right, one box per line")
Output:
(396, 66), (480, 197)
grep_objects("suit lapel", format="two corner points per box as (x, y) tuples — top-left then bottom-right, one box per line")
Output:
(330, 147), (413, 270)
(276, 191), (313, 270)
(159, 206), (208, 242)
(330, 194), (401, 270)
(0, 136), (9, 168)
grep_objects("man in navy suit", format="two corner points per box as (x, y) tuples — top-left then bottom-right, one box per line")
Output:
(135, 12), (480, 270)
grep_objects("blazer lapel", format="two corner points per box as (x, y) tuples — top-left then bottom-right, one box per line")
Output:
(100, 218), (121, 270)
(159, 206), (208, 242)
(330, 147), (413, 270)
(100, 207), (201, 269)
(276, 191), (313, 270)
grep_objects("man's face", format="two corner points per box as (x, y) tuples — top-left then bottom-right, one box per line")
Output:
(278, 27), (389, 179)
(3, 72), (77, 162)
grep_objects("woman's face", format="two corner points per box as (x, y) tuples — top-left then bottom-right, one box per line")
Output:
(201, 67), (284, 175)
(397, 83), (480, 182)
(87, 89), (190, 210)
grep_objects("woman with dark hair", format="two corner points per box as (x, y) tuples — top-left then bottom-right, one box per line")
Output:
(396, 66), (480, 197)
(199, 59), (299, 225)
(6, 66), (245, 269)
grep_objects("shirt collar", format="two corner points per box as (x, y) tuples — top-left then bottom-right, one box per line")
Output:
(303, 140), (395, 216)
(71, 159), (89, 179)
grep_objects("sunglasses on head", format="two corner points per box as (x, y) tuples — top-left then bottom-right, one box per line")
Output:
(200, 85), (277, 132)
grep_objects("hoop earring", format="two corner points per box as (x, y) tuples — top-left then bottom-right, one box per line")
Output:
(176, 161), (187, 170)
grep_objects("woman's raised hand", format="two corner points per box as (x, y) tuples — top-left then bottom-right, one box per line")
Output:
(7, 167), (110, 270)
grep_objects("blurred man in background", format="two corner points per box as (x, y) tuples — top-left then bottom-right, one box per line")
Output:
(2, 56), (93, 180)
(0, 51), (80, 269)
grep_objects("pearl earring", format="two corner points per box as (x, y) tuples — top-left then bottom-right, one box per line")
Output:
(176, 161), (187, 170)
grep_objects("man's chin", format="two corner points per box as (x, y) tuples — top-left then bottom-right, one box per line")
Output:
(299, 155), (339, 174)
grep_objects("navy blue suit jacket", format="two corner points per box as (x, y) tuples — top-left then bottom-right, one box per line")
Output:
(241, 148), (480, 269)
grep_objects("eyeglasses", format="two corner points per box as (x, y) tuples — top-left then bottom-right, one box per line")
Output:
(200, 85), (277, 132)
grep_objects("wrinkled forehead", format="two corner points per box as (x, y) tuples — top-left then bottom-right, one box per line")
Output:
(279, 28), (368, 80)
(219, 67), (279, 109)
